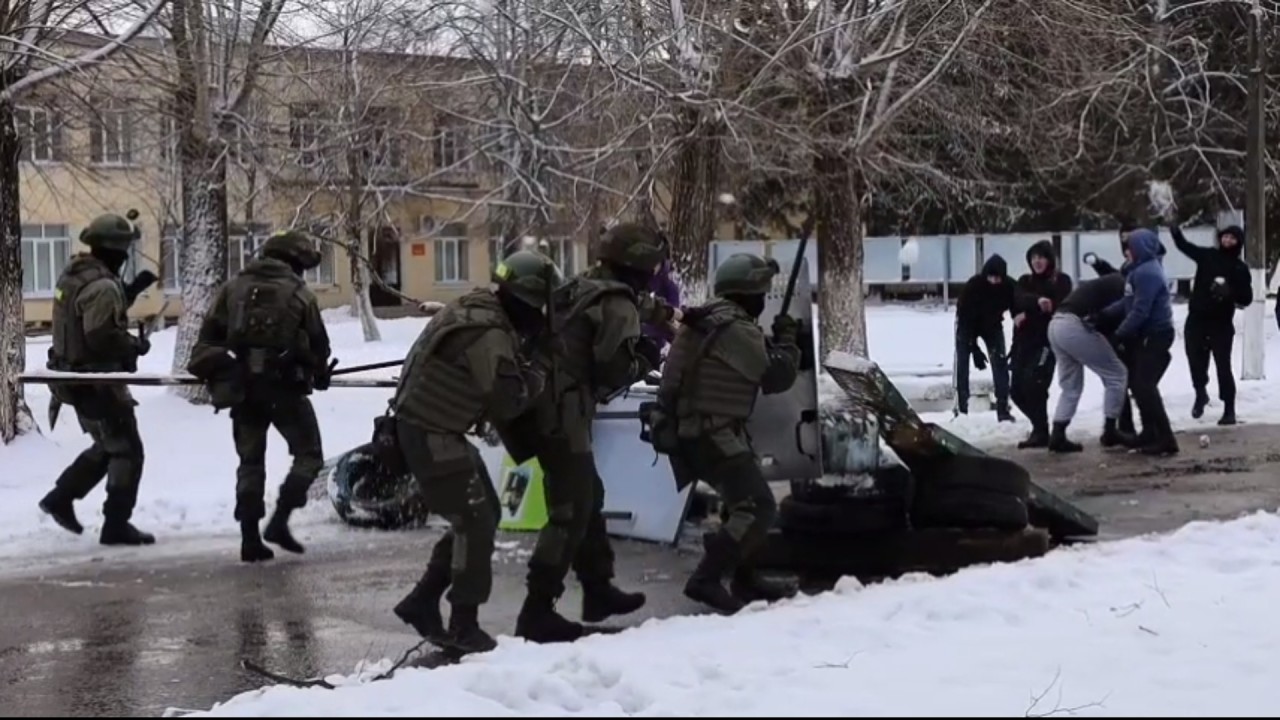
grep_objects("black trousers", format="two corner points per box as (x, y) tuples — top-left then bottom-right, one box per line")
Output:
(1184, 314), (1236, 403)
(954, 326), (1010, 412)
(1010, 341), (1056, 431)
(1130, 329), (1175, 442)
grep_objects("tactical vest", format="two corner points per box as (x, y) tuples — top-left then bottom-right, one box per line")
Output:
(49, 256), (121, 371)
(225, 266), (306, 377)
(393, 290), (512, 434)
(551, 277), (636, 392)
(659, 299), (760, 429)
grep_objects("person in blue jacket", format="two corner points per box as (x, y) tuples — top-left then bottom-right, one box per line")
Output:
(1101, 228), (1178, 456)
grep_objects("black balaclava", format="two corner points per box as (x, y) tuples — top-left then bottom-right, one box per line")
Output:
(91, 247), (129, 276)
(607, 261), (654, 292)
(497, 289), (544, 337)
(724, 292), (766, 319)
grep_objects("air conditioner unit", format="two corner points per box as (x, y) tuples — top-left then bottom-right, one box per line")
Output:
(419, 216), (438, 236)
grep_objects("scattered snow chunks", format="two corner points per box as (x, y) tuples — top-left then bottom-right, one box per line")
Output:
(823, 350), (878, 375)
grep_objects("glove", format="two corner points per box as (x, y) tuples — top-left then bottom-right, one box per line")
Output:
(124, 270), (159, 305)
(313, 359), (338, 391)
(971, 345), (988, 371)
(475, 420), (502, 447)
(635, 336), (663, 372)
(134, 334), (151, 358)
(771, 314), (801, 345)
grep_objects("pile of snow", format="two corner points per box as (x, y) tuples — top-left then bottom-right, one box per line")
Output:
(194, 511), (1280, 716)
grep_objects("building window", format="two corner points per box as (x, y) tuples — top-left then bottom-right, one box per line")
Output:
(433, 122), (470, 170)
(542, 236), (576, 277)
(228, 233), (264, 277)
(21, 224), (71, 297)
(363, 107), (403, 171)
(434, 222), (469, 283)
(15, 107), (63, 163)
(89, 100), (134, 165)
(289, 103), (325, 167)
(160, 231), (181, 293)
(305, 236), (336, 286)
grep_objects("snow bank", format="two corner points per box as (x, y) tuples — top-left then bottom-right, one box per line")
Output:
(195, 511), (1280, 716)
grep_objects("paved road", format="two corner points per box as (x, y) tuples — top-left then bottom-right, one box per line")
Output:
(3, 423), (1280, 716)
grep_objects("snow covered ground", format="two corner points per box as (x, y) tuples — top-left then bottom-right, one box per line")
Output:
(193, 511), (1280, 716)
(3, 301), (1279, 569)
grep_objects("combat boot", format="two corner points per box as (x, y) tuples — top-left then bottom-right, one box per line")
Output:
(995, 404), (1015, 423)
(38, 490), (83, 535)
(516, 593), (588, 644)
(441, 605), (498, 656)
(1140, 435), (1180, 457)
(263, 506), (304, 554)
(1099, 418), (1139, 449)
(684, 533), (746, 616)
(393, 563), (450, 641)
(100, 521), (156, 546)
(1218, 401), (1237, 426)
(581, 582), (646, 624)
(1192, 391), (1210, 420)
(730, 568), (797, 604)
(1017, 425), (1050, 450)
(1047, 421), (1083, 454)
(240, 520), (274, 563)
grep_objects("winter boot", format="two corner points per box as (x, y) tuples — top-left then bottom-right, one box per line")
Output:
(393, 563), (450, 642)
(1047, 421), (1083, 454)
(730, 568), (798, 604)
(1100, 418), (1139, 449)
(263, 506), (305, 555)
(1140, 435), (1180, 457)
(516, 593), (588, 644)
(1218, 401), (1237, 426)
(1192, 391), (1210, 420)
(100, 521), (156, 546)
(441, 605), (498, 656)
(240, 520), (275, 563)
(39, 490), (83, 536)
(581, 583), (647, 624)
(996, 405), (1015, 423)
(1017, 425), (1050, 450)
(684, 533), (746, 616)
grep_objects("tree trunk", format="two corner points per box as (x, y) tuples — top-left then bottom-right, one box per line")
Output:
(0, 100), (33, 442)
(170, 138), (229, 403)
(350, 226), (381, 342)
(666, 108), (722, 304)
(813, 150), (868, 359)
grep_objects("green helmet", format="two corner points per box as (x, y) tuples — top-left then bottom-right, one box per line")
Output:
(714, 253), (780, 297)
(261, 230), (323, 271)
(492, 250), (563, 308)
(80, 214), (136, 252)
(597, 223), (666, 272)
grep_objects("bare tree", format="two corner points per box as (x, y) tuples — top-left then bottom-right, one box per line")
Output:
(0, 3), (167, 442)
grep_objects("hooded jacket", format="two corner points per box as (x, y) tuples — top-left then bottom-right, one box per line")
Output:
(1171, 224), (1251, 324)
(956, 254), (1015, 340)
(642, 258), (681, 348)
(1103, 229), (1174, 341)
(1013, 240), (1073, 349)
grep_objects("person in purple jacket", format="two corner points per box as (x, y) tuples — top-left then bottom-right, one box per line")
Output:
(642, 257), (681, 354)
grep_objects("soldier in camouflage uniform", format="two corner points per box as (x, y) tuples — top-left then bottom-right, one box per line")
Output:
(651, 253), (800, 615)
(39, 214), (158, 546)
(512, 223), (677, 644)
(188, 230), (333, 563)
(387, 250), (557, 655)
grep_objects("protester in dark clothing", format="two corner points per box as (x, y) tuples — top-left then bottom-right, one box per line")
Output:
(1011, 241), (1074, 448)
(1102, 228), (1178, 456)
(642, 258), (681, 353)
(1170, 224), (1251, 425)
(954, 254), (1015, 420)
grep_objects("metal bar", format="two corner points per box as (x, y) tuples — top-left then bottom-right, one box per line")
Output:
(18, 372), (398, 389)
(595, 410), (642, 421)
(331, 359), (404, 377)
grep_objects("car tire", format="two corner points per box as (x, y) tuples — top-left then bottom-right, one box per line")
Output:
(912, 487), (1029, 531)
(778, 495), (908, 536)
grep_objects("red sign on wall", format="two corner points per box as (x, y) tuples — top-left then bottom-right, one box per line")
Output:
(411, 243), (426, 257)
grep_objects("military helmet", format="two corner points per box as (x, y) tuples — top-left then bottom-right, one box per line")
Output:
(492, 250), (563, 308)
(714, 253), (780, 297)
(80, 214), (136, 252)
(597, 223), (666, 272)
(261, 229), (323, 270)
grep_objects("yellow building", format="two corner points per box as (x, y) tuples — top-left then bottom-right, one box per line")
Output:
(15, 38), (598, 327)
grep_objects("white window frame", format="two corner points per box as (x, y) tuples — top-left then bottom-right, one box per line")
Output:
(434, 226), (469, 284)
(21, 224), (71, 298)
(433, 124), (470, 171)
(305, 235), (336, 287)
(160, 231), (182, 294)
(289, 104), (324, 168)
(16, 106), (62, 163)
(542, 236), (576, 277)
(89, 101), (134, 166)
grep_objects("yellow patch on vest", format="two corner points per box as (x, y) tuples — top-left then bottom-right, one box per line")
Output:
(494, 262), (511, 279)
(54, 288), (64, 301)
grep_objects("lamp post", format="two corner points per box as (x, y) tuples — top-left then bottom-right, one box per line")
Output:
(1242, 0), (1268, 381)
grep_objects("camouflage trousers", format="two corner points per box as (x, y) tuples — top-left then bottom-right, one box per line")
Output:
(231, 394), (324, 522)
(672, 431), (777, 565)
(54, 403), (145, 523)
(398, 422), (500, 607)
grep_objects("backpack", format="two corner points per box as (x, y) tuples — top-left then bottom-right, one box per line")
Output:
(226, 274), (305, 376)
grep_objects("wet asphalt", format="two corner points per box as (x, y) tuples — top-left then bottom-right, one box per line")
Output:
(5, 422), (1280, 716)
(0, 528), (705, 717)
